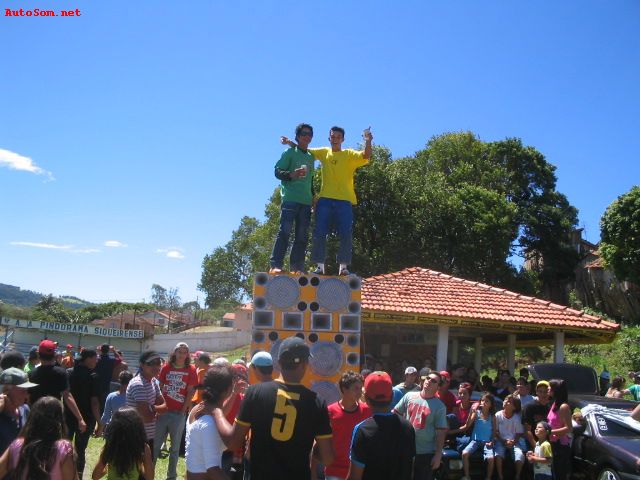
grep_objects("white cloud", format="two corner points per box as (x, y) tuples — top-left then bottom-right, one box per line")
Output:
(104, 240), (128, 248)
(156, 248), (185, 260)
(10, 241), (72, 250)
(0, 148), (54, 181)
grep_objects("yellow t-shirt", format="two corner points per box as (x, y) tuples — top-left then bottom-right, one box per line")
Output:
(309, 147), (368, 205)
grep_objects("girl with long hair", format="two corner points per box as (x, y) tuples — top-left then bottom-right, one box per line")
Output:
(0, 396), (77, 480)
(460, 392), (497, 480)
(547, 378), (573, 480)
(605, 375), (625, 398)
(91, 407), (154, 480)
(186, 365), (233, 480)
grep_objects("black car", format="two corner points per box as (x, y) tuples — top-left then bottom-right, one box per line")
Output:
(572, 406), (640, 480)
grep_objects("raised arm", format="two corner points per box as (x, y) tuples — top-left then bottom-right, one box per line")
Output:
(363, 127), (373, 159)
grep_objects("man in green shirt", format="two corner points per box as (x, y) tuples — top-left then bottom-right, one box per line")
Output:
(623, 372), (640, 401)
(269, 123), (315, 274)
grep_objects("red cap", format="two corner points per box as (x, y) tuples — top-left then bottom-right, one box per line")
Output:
(66, 344), (73, 349)
(38, 340), (57, 355)
(439, 370), (451, 379)
(364, 371), (392, 402)
(231, 363), (248, 379)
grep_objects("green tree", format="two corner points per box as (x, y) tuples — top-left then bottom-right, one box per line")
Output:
(199, 214), (276, 308)
(151, 284), (168, 308)
(33, 294), (70, 323)
(600, 186), (640, 285)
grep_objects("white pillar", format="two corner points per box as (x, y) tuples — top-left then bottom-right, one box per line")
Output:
(451, 339), (459, 363)
(554, 332), (565, 363)
(436, 325), (449, 372)
(474, 337), (483, 373)
(507, 334), (516, 374)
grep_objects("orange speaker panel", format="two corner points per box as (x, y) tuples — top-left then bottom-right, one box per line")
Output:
(250, 273), (362, 404)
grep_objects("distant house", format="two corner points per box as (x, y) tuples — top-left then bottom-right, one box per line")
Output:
(525, 228), (640, 322)
(222, 303), (252, 332)
(92, 309), (196, 336)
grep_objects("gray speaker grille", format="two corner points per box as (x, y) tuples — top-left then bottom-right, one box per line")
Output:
(309, 341), (343, 376)
(311, 381), (341, 405)
(265, 276), (300, 310)
(316, 278), (350, 312)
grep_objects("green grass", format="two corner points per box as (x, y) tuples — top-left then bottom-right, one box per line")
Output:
(85, 435), (186, 479)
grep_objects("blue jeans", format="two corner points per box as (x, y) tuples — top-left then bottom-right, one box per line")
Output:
(311, 198), (353, 265)
(153, 411), (186, 480)
(270, 201), (311, 272)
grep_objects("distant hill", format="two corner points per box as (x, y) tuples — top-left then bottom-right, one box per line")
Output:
(0, 283), (93, 309)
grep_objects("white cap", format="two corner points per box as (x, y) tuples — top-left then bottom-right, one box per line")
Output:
(405, 366), (418, 375)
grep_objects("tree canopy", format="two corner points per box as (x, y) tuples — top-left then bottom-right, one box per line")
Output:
(199, 131), (579, 307)
(600, 186), (640, 285)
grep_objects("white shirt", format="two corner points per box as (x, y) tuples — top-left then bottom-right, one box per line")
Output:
(495, 410), (524, 440)
(186, 414), (225, 473)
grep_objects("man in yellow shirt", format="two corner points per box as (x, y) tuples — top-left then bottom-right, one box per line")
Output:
(281, 126), (372, 275)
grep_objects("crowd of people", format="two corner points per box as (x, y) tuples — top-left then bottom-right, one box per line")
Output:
(1, 339), (640, 480)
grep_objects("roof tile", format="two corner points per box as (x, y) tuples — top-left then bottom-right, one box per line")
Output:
(362, 267), (619, 332)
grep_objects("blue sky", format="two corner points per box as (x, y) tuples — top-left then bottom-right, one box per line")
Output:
(1, 1), (638, 305)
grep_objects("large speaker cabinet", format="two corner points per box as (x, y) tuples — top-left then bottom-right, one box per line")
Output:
(250, 272), (362, 404)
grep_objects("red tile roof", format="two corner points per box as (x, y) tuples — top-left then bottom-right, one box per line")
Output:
(362, 267), (619, 332)
(585, 257), (604, 269)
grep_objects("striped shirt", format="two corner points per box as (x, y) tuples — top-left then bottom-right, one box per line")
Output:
(126, 373), (161, 440)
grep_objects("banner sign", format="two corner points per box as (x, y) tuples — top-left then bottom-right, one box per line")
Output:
(0, 317), (144, 339)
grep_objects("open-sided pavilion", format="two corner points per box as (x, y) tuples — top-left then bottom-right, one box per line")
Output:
(361, 267), (619, 373)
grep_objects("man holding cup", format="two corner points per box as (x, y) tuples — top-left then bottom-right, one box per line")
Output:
(269, 123), (315, 275)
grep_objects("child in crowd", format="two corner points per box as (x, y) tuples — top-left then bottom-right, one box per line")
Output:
(526, 421), (553, 480)
(185, 365), (233, 479)
(495, 394), (525, 480)
(0, 396), (77, 480)
(461, 393), (497, 480)
(92, 407), (154, 480)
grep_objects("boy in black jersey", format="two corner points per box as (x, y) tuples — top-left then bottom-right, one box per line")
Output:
(213, 336), (333, 480)
(348, 371), (416, 480)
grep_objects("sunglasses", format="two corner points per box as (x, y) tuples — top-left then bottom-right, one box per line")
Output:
(298, 131), (313, 137)
(427, 377), (439, 384)
(145, 359), (162, 366)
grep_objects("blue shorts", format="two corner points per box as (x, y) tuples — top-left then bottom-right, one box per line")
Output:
(494, 439), (525, 462)
(462, 439), (495, 460)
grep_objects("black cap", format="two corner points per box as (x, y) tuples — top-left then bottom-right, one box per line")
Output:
(278, 337), (311, 364)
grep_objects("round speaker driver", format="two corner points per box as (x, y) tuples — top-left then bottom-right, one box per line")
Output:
(309, 341), (343, 377)
(311, 380), (341, 405)
(316, 278), (350, 312)
(265, 276), (300, 310)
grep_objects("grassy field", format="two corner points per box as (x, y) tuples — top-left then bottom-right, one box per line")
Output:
(84, 436), (185, 479)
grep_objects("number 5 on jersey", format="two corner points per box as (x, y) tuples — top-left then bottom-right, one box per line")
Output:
(271, 388), (300, 441)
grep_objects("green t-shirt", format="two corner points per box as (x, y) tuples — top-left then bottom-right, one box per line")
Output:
(628, 384), (640, 401)
(275, 147), (314, 205)
(394, 392), (448, 454)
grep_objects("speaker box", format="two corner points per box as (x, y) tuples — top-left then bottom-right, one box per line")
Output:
(250, 273), (362, 405)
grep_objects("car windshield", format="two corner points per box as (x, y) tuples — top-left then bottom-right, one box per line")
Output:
(593, 414), (640, 437)
(531, 364), (597, 394)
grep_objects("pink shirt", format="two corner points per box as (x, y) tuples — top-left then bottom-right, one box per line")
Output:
(547, 402), (571, 446)
(9, 438), (73, 480)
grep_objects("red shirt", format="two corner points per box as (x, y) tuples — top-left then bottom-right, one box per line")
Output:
(325, 401), (372, 478)
(158, 363), (198, 411)
(455, 399), (473, 425)
(437, 389), (457, 414)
